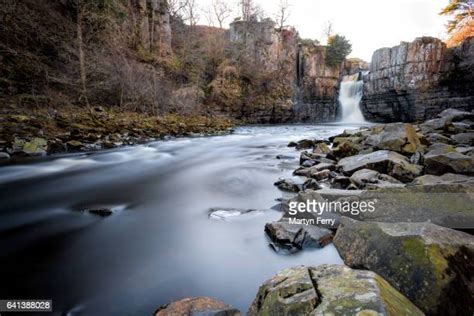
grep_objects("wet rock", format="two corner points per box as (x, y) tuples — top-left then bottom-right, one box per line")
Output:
(293, 139), (315, 150)
(276, 154), (293, 160)
(0, 152), (10, 161)
(294, 163), (335, 177)
(301, 159), (317, 167)
(302, 179), (321, 191)
(66, 140), (85, 151)
(451, 132), (474, 145)
(248, 265), (423, 316)
(265, 221), (333, 253)
(337, 150), (423, 182)
(424, 151), (474, 175)
(334, 218), (474, 315)
(365, 123), (422, 154)
(155, 297), (240, 316)
(274, 179), (301, 192)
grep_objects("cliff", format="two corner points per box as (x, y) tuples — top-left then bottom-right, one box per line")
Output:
(224, 19), (341, 123)
(361, 37), (474, 122)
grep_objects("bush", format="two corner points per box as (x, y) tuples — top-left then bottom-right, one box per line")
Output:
(325, 34), (352, 67)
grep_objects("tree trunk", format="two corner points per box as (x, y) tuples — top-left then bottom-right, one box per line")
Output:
(76, 0), (89, 107)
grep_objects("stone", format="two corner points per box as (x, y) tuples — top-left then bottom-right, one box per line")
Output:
(350, 169), (403, 189)
(451, 132), (474, 145)
(301, 159), (317, 167)
(294, 163), (335, 177)
(424, 151), (474, 175)
(208, 208), (261, 221)
(310, 169), (331, 181)
(411, 173), (474, 185)
(274, 179), (301, 193)
(366, 123), (421, 154)
(438, 108), (474, 121)
(313, 142), (331, 155)
(425, 143), (456, 156)
(294, 139), (315, 150)
(66, 140), (85, 150)
(426, 132), (453, 145)
(302, 179), (321, 191)
(331, 141), (360, 159)
(10, 137), (48, 156)
(248, 265), (423, 316)
(331, 176), (353, 189)
(265, 221), (333, 253)
(155, 297), (240, 316)
(334, 218), (474, 315)
(0, 152), (10, 161)
(83, 208), (113, 217)
(337, 150), (423, 182)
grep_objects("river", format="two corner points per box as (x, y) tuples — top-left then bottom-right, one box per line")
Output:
(0, 124), (362, 315)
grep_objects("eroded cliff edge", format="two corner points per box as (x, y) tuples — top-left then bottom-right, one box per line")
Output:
(361, 36), (474, 123)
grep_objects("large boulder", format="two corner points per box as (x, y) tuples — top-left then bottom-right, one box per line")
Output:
(411, 173), (474, 185)
(366, 123), (422, 154)
(265, 221), (333, 253)
(424, 151), (474, 175)
(350, 168), (403, 189)
(155, 297), (240, 316)
(337, 150), (423, 182)
(248, 265), (423, 316)
(334, 218), (474, 315)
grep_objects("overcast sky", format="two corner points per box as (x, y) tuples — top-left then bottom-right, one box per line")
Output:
(196, 0), (450, 61)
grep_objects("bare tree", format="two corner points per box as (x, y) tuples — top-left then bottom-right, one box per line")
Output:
(275, 0), (290, 30)
(239, 0), (262, 21)
(183, 0), (200, 26)
(212, 0), (232, 28)
(322, 20), (334, 43)
(168, 0), (189, 20)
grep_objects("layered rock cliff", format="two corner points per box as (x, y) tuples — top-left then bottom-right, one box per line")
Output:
(227, 19), (341, 122)
(361, 37), (474, 122)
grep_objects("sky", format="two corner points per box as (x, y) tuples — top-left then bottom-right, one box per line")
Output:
(196, 0), (451, 61)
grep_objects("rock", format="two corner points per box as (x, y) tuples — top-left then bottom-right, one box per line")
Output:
(310, 169), (331, 181)
(208, 208), (261, 221)
(294, 139), (315, 150)
(424, 151), (474, 175)
(366, 123), (422, 154)
(334, 218), (474, 315)
(350, 169), (403, 189)
(337, 150), (423, 182)
(313, 142), (331, 155)
(426, 132), (453, 145)
(301, 159), (317, 167)
(331, 141), (360, 159)
(265, 221), (333, 253)
(302, 179), (321, 191)
(0, 152), (10, 161)
(451, 132), (474, 145)
(10, 137), (48, 156)
(456, 146), (474, 156)
(425, 143), (456, 156)
(248, 265), (423, 316)
(438, 108), (474, 121)
(411, 173), (474, 185)
(294, 163), (335, 177)
(288, 141), (298, 147)
(276, 154), (293, 160)
(84, 208), (113, 217)
(66, 140), (85, 150)
(274, 179), (301, 192)
(155, 297), (240, 316)
(409, 151), (424, 165)
(331, 176), (352, 189)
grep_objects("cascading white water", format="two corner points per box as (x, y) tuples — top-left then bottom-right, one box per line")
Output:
(338, 73), (366, 123)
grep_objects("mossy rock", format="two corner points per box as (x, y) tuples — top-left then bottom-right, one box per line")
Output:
(248, 265), (423, 316)
(334, 218), (474, 315)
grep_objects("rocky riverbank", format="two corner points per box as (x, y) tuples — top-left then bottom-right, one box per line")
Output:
(0, 106), (234, 160)
(155, 108), (473, 315)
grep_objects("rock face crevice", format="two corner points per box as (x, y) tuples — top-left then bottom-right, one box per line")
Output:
(362, 37), (474, 123)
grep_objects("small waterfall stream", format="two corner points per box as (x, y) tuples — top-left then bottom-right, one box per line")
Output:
(338, 73), (366, 123)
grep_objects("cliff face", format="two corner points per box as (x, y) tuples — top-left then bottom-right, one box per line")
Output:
(362, 37), (474, 122)
(227, 20), (341, 123)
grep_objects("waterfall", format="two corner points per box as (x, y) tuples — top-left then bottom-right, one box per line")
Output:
(338, 73), (366, 123)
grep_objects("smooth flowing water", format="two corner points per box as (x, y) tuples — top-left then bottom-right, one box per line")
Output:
(0, 124), (357, 315)
(339, 73), (366, 124)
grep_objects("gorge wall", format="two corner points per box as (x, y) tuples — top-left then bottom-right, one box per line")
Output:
(361, 37), (474, 122)
(227, 19), (341, 123)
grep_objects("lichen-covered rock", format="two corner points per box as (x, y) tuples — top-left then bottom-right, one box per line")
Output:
(334, 218), (474, 315)
(337, 150), (423, 182)
(265, 221), (333, 253)
(155, 297), (240, 316)
(248, 265), (423, 316)
(10, 137), (48, 156)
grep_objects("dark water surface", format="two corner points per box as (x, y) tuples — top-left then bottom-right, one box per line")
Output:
(0, 124), (360, 315)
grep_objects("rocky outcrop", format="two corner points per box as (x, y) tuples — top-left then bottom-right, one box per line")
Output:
(155, 297), (240, 316)
(362, 37), (474, 122)
(229, 20), (341, 123)
(334, 218), (474, 315)
(248, 265), (423, 315)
